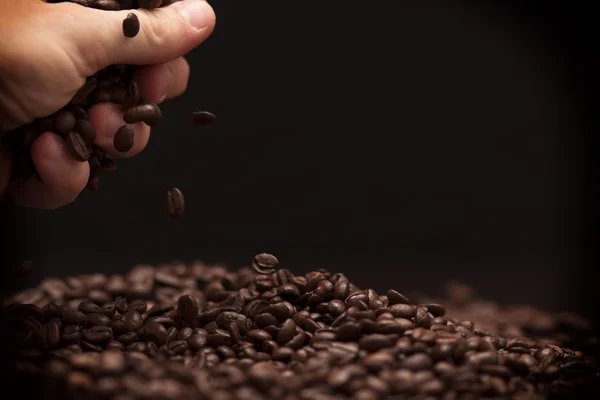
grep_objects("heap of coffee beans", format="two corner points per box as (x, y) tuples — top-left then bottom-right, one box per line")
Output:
(1, 254), (598, 399)
(4, 0), (215, 196)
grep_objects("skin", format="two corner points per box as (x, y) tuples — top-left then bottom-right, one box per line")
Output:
(0, 0), (216, 209)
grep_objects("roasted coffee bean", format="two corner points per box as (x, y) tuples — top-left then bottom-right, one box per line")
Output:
(40, 319), (61, 348)
(83, 325), (113, 344)
(165, 188), (185, 218)
(113, 125), (134, 152)
(54, 110), (76, 134)
(73, 118), (96, 145)
(123, 102), (162, 124)
(2, 254), (599, 399)
(87, 312), (111, 326)
(176, 294), (199, 325)
(191, 111), (217, 126)
(62, 309), (87, 326)
(65, 132), (90, 161)
(122, 12), (140, 38)
(252, 253), (279, 275)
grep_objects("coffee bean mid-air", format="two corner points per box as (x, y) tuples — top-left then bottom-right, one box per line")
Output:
(191, 111), (217, 126)
(252, 253), (279, 275)
(122, 13), (140, 38)
(165, 188), (185, 218)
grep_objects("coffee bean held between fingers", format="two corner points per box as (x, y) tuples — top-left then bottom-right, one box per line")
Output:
(123, 102), (162, 125)
(113, 125), (135, 153)
(165, 188), (185, 218)
(122, 13), (140, 38)
(191, 111), (217, 126)
(65, 132), (90, 162)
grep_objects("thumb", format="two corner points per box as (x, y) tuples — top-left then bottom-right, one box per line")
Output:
(62, 0), (215, 71)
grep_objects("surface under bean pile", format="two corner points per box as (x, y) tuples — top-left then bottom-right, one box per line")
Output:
(1, 258), (598, 399)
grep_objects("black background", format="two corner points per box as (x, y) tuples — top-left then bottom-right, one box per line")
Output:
(1, 1), (598, 322)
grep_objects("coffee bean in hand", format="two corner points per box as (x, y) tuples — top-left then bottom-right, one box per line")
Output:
(113, 125), (134, 153)
(122, 13), (140, 38)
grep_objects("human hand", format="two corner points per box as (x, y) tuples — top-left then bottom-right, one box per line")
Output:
(0, 0), (215, 209)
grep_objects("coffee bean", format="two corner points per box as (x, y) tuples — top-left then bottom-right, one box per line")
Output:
(122, 12), (140, 38)
(73, 119), (96, 145)
(252, 253), (279, 275)
(2, 253), (599, 399)
(65, 132), (90, 161)
(400, 353), (433, 370)
(176, 294), (198, 326)
(91, 0), (120, 11)
(87, 312), (111, 326)
(123, 308), (144, 331)
(165, 188), (185, 218)
(113, 125), (134, 152)
(54, 110), (76, 134)
(277, 319), (297, 344)
(191, 111), (217, 126)
(62, 309), (88, 326)
(123, 102), (161, 124)
(83, 325), (113, 344)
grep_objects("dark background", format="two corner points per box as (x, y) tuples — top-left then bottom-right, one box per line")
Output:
(1, 1), (598, 321)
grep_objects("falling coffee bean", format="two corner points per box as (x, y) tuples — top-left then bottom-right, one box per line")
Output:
(191, 111), (217, 126)
(165, 188), (185, 218)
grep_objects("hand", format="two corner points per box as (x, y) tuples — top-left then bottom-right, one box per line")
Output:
(0, 0), (215, 209)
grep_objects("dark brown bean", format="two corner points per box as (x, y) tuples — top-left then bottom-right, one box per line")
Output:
(113, 125), (134, 152)
(122, 13), (140, 38)
(191, 111), (217, 126)
(65, 132), (90, 161)
(165, 188), (185, 218)
(123, 102), (161, 124)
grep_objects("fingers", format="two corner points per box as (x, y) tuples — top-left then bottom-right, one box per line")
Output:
(134, 57), (190, 104)
(87, 103), (151, 159)
(61, 0), (215, 71)
(88, 56), (189, 158)
(9, 132), (89, 210)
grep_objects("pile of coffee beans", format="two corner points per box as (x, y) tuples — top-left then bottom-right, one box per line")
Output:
(1, 255), (598, 399)
(4, 0), (214, 196)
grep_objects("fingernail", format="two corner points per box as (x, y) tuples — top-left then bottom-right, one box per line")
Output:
(173, 0), (213, 31)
